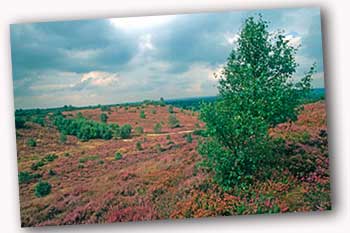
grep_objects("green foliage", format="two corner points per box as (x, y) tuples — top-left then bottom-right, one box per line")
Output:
(100, 106), (111, 112)
(114, 152), (123, 160)
(139, 110), (146, 119)
(79, 155), (99, 163)
(135, 126), (144, 135)
(155, 144), (165, 153)
(166, 135), (171, 140)
(185, 133), (193, 143)
(44, 154), (58, 162)
(168, 105), (174, 113)
(31, 160), (45, 171)
(18, 171), (41, 184)
(53, 115), (112, 141)
(168, 114), (180, 128)
(15, 117), (26, 129)
(198, 16), (313, 190)
(151, 109), (157, 114)
(160, 97), (166, 106)
(193, 129), (208, 137)
(120, 124), (132, 139)
(153, 123), (162, 133)
(34, 181), (52, 197)
(27, 138), (37, 147)
(48, 169), (57, 176)
(31, 116), (45, 126)
(136, 141), (143, 151)
(100, 113), (108, 123)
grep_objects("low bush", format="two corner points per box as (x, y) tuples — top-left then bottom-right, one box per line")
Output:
(140, 110), (146, 119)
(44, 154), (58, 162)
(27, 138), (37, 147)
(135, 126), (144, 135)
(136, 141), (143, 151)
(115, 152), (123, 160)
(34, 181), (52, 197)
(18, 171), (41, 184)
(31, 161), (45, 171)
(185, 133), (193, 143)
(168, 114), (180, 128)
(120, 124), (132, 139)
(153, 123), (162, 133)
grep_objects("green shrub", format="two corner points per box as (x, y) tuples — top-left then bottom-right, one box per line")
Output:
(136, 141), (143, 151)
(135, 126), (144, 135)
(151, 109), (157, 114)
(193, 129), (208, 137)
(120, 124), (132, 139)
(100, 113), (108, 123)
(115, 152), (123, 160)
(18, 171), (41, 184)
(34, 181), (52, 197)
(185, 133), (193, 143)
(168, 105), (174, 113)
(44, 154), (58, 162)
(140, 110), (146, 119)
(27, 138), (37, 147)
(101, 106), (111, 112)
(166, 135), (171, 140)
(168, 114), (180, 128)
(79, 155), (99, 163)
(155, 144), (165, 153)
(48, 169), (56, 176)
(15, 117), (26, 129)
(31, 161), (45, 171)
(153, 123), (162, 133)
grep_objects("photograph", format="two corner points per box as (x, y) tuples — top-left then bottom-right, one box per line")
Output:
(10, 7), (330, 227)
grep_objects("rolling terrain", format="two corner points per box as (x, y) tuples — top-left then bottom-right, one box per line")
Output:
(16, 100), (330, 227)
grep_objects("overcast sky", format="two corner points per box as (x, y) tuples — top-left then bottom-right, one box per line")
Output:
(11, 7), (324, 109)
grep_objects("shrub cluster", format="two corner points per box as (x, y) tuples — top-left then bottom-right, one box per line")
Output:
(53, 115), (133, 141)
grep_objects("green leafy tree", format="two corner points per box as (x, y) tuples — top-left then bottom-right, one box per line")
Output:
(100, 113), (108, 123)
(198, 16), (314, 190)
(160, 97), (166, 106)
(168, 114), (180, 128)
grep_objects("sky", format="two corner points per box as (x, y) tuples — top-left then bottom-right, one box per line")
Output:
(10, 7), (324, 109)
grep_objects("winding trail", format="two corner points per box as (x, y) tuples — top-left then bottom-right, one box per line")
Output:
(122, 130), (194, 142)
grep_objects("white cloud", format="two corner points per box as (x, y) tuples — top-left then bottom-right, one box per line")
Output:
(80, 71), (120, 87)
(110, 15), (175, 31)
(225, 33), (240, 45)
(139, 34), (154, 51)
(284, 34), (302, 48)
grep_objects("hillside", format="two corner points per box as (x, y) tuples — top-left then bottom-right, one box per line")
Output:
(16, 101), (330, 227)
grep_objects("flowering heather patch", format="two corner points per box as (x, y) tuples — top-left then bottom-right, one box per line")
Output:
(15, 102), (329, 227)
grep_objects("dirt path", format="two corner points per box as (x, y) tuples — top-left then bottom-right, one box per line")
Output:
(146, 130), (194, 137)
(122, 130), (194, 142)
